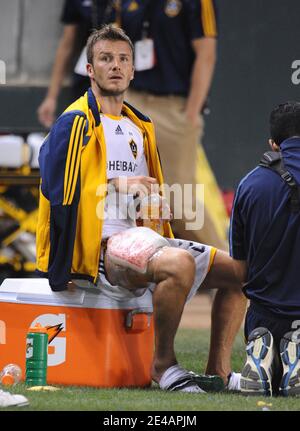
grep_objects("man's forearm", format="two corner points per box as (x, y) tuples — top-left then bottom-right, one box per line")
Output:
(185, 38), (217, 120)
(108, 176), (158, 196)
(46, 25), (78, 100)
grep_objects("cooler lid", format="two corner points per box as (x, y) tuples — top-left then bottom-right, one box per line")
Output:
(0, 279), (153, 311)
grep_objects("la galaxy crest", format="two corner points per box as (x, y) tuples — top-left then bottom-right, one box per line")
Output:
(129, 139), (137, 159)
(165, 0), (182, 17)
(127, 0), (139, 12)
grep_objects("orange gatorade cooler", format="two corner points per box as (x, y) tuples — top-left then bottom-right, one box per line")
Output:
(0, 279), (154, 387)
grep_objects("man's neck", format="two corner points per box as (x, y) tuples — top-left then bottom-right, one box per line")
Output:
(91, 86), (124, 116)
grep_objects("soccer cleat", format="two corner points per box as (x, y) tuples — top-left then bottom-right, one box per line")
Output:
(279, 331), (300, 396)
(0, 390), (29, 407)
(159, 365), (206, 393)
(240, 327), (275, 396)
(188, 371), (225, 392)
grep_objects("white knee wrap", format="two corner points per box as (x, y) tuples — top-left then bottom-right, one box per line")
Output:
(106, 226), (169, 273)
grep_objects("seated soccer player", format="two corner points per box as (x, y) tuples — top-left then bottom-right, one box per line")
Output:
(36, 26), (246, 392)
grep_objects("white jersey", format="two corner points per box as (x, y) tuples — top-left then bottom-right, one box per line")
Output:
(101, 114), (149, 238)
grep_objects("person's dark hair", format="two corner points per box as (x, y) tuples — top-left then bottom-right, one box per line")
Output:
(270, 101), (300, 145)
(86, 25), (134, 65)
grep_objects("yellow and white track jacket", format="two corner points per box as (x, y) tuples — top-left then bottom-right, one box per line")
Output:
(36, 88), (173, 291)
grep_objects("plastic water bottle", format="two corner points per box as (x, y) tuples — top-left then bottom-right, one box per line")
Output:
(0, 364), (22, 386)
(25, 323), (48, 386)
(140, 194), (164, 235)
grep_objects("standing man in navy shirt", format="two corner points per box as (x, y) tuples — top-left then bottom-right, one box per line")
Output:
(122, 0), (228, 250)
(230, 101), (300, 397)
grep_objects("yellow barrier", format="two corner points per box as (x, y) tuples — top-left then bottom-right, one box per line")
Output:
(196, 145), (229, 243)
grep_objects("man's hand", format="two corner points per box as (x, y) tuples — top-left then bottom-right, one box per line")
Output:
(109, 176), (158, 198)
(37, 97), (57, 128)
(184, 105), (202, 128)
(136, 194), (173, 222)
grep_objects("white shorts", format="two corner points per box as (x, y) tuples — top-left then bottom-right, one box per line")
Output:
(97, 237), (216, 302)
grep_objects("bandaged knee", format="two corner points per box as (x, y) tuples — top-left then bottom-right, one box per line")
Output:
(106, 226), (169, 274)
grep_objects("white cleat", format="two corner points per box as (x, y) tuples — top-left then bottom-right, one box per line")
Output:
(0, 390), (29, 407)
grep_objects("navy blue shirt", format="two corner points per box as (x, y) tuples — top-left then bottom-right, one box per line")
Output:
(61, 0), (93, 25)
(61, 0), (114, 28)
(61, 0), (115, 93)
(61, 0), (115, 48)
(230, 137), (300, 317)
(122, 0), (218, 96)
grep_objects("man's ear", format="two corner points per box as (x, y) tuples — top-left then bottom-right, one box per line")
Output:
(86, 63), (94, 79)
(130, 66), (135, 81)
(268, 138), (280, 152)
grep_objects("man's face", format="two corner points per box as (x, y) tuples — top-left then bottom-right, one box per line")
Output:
(87, 40), (134, 96)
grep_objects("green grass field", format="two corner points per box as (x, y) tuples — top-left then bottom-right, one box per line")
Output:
(2, 329), (300, 411)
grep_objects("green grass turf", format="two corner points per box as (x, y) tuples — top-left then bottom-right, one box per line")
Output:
(2, 329), (300, 411)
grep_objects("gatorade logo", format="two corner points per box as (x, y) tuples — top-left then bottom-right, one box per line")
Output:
(0, 320), (6, 344)
(31, 314), (66, 366)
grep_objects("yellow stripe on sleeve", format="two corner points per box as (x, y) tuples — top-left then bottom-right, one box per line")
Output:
(201, 0), (217, 37)
(63, 115), (84, 205)
(63, 115), (80, 205)
(64, 116), (84, 205)
(67, 119), (86, 205)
